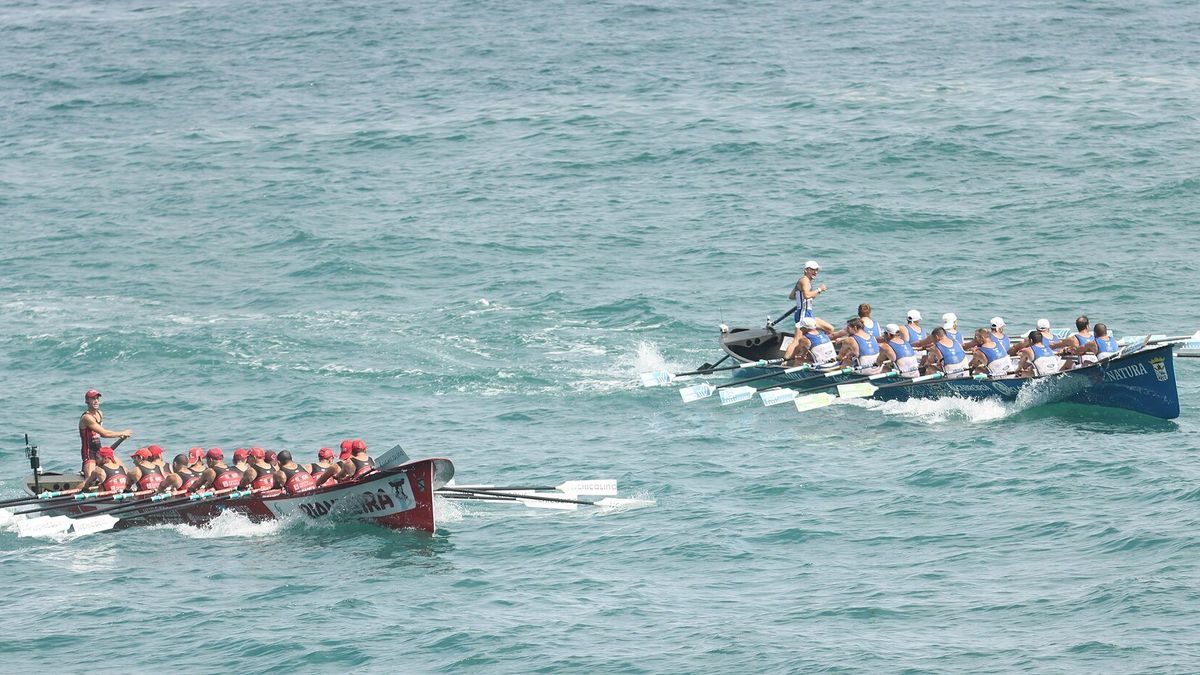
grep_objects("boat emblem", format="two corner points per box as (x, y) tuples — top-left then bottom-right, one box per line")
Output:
(1151, 356), (1169, 382)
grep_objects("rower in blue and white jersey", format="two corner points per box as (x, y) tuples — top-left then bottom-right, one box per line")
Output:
(989, 317), (1013, 355)
(969, 328), (1014, 377)
(788, 261), (834, 333)
(1058, 315), (1095, 360)
(928, 326), (971, 378)
(838, 318), (882, 375)
(1017, 330), (1069, 376)
(858, 303), (882, 339)
(784, 317), (839, 367)
(1079, 322), (1120, 362)
(941, 313), (964, 347)
(878, 323), (921, 377)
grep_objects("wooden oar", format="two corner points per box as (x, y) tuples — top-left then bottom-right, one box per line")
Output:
(0, 487), (87, 509)
(641, 358), (784, 387)
(436, 487), (652, 510)
(439, 479), (617, 496)
(9, 488), (148, 515)
(680, 363), (843, 402)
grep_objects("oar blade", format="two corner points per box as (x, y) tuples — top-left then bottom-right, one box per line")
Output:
(557, 480), (618, 496)
(639, 371), (673, 387)
(718, 386), (757, 405)
(679, 383), (717, 403)
(759, 388), (798, 407)
(594, 497), (656, 510)
(375, 445), (410, 469)
(837, 382), (879, 399)
(794, 392), (836, 412)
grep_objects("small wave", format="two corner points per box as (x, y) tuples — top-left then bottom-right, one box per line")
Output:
(153, 510), (283, 539)
(854, 395), (1012, 423)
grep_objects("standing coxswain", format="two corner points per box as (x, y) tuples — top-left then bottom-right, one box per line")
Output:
(78, 390), (132, 477)
(788, 261), (834, 333)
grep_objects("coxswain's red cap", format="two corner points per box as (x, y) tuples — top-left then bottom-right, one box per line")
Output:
(318, 447), (334, 459)
(97, 446), (115, 459)
(148, 444), (164, 457)
(206, 448), (224, 460)
(85, 389), (102, 401)
(351, 439), (367, 452)
(340, 439), (354, 452)
(189, 447), (204, 463)
(265, 451), (278, 463)
(249, 447), (265, 459)
(233, 448), (249, 462)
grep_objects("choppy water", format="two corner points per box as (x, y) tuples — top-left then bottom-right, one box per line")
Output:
(3, 0), (1200, 671)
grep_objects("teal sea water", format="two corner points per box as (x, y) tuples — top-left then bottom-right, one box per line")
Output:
(4, 0), (1200, 671)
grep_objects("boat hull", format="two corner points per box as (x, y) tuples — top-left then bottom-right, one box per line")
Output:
(869, 344), (1179, 420)
(40, 458), (454, 534)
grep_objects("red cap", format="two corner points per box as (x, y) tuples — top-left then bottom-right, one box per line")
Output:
(352, 439), (367, 452)
(318, 447), (334, 459)
(132, 448), (150, 459)
(85, 389), (102, 401)
(97, 446), (115, 459)
(148, 444), (164, 457)
(249, 447), (265, 459)
(233, 448), (249, 462)
(206, 448), (224, 460)
(340, 439), (354, 452)
(339, 447), (352, 460)
(188, 447), (204, 463)
(265, 451), (278, 463)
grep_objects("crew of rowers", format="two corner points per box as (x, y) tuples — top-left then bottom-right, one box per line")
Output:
(786, 261), (1124, 379)
(783, 306), (1122, 380)
(77, 438), (378, 498)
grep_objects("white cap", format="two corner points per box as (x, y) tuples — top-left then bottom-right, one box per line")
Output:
(943, 322), (955, 331)
(990, 316), (1005, 328)
(804, 260), (820, 270)
(942, 312), (957, 324)
(885, 323), (901, 334)
(1037, 319), (1050, 330)
(907, 310), (922, 322)
(800, 317), (817, 329)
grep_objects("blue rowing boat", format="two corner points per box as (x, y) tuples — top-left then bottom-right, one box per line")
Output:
(862, 343), (1179, 420)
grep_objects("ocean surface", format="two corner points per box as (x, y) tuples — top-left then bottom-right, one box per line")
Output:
(3, 0), (1200, 671)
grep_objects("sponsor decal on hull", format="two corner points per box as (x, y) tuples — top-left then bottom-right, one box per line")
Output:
(1102, 363), (1148, 383)
(265, 474), (417, 521)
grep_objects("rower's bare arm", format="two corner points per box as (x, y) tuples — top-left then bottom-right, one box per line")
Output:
(788, 279), (801, 301)
(82, 415), (132, 439)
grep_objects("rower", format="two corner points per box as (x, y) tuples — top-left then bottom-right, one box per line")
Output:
(941, 313), (964, 347)
(788, 261), (834, 333)
(858, 304), (882, 339)
(78, 389), (132, 477)
(310, 447), (339, 486)
(187, 447), (207, 475)
(158, 454), (202, 493)
(969, 328), (1014, 377)
(147, 444), (169, 476)
(838, 318), (882, 375)
(878, 324), (921, 378)
(989, 317), (1013, 355)
(901, 310), (927, 350)
(230, 449), (254, 488)
(1079, 323), (1120, 362)
(78, 446), (129, 493)
(128, 448), (165, 492)
(784, 317), (838, 367)
(1016, 330), (1068, 376)
(317, 439), (375, 486)
(926, 326), (971, 378)
(339, 439), (354, 463)
(1058, 315), (1095, 361)
(247, 447), (276, 490)
(193, 448), (245, 491)
(274, 451), (317, 495)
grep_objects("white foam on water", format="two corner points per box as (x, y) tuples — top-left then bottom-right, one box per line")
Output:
(433, 495), (465, 524)
(852, 395), (1013, 424)
(153, 510), (283, 539)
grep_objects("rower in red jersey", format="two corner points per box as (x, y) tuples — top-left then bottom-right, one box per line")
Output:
(246, 447), (276, 490)
(194, 448), (244, 491)
(187, 447), (206, 475)
(78, 446), (129, 493)
(157, 454), (202, 493)
(338, 439), (354, 462)
(274, 451), (317, 494)
(128, 448), (166, 491)
(310, 448), (339, 486)
(78, 389), (132, 477)
(147, 445), (169, 475)
(230, 449), (254, 488)
(317, 439), (374, 486)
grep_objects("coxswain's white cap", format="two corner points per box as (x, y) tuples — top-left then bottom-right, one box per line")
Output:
(907, 310), (922, 322)
(1037, 319), (1051, 330)
(942, 312), (957, 324)
(804, 260), (820, 270)
(884, 323), (900, 335)
(800, 317), (817, 329)
(990, 316), (1005, 328)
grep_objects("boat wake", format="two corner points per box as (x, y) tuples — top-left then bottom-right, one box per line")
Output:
(149, 510), (284, 539)
(849, 396), (1013, 424)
